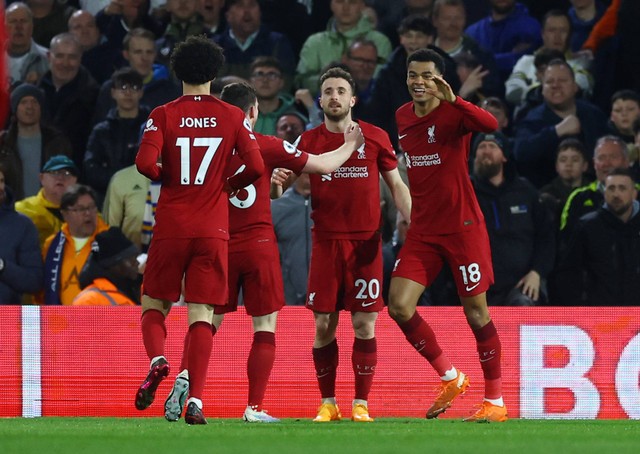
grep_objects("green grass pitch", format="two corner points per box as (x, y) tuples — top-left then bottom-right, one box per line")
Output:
(1, 418), (638, 454)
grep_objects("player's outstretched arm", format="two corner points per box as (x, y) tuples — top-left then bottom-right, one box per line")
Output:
(454, 97), (499, 132)
(228, 143), (265, 190)
(302, 122), (364, 174)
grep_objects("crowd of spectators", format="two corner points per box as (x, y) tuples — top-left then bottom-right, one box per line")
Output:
(1, 0), (639, 307)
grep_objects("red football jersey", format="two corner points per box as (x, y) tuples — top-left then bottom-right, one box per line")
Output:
(396, 97), (498, 235)
(136, 95), (262, 239)
(227, 133), (309, 251)
(296, 121), (397, 239)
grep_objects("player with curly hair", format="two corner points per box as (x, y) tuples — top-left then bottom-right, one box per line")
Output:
(133, 35), (264, 425)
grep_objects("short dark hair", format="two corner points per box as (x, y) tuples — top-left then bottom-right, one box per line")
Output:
(171, 35), (225, 85)
(111, 67), (144, 88)
(397, 14), (435, 37)
(250, 56), (282, 74)
(607, 167), (636, 181)
(480, 96), (508, 113)
(534, 48), (565, 70)
(406, 48), (445, 75)
(544, 58), (575, 80)
(61, 184), (98, 211)
(123, 27), (156, 50)
(542, 9), (571, 35)
(220, 82), (257, 113)
(319, 67), (356, 95)
(453, 51), (479, 69)
(611, 89), (640, 107)
(432, 0), (465, 19)
(557, 138), (588, 161)
(633, 117), (640, 135)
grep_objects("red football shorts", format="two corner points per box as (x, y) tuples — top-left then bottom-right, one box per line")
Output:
(143, 237), (228, 305)
(215, 241), (285, 316)
(392, 226), (494, 298)
(306, 235), (384, 313)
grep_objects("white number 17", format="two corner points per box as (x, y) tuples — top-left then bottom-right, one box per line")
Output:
(176, 137), (223, 185)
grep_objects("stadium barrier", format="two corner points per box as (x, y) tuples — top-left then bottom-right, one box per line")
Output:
(1, 306), (638, 419)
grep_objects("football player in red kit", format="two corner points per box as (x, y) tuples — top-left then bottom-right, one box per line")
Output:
(294, 67), (411, 423)
(389, 48), (507, 422)
(134, 36), (264, 425)
(162, 82), (364, 423)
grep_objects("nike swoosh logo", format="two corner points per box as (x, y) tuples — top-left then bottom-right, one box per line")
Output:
(398, 134), (408, 140)
(465, 283), (480, 292)
(479, 356), (494, 363)
(361, 301), (376, 307)
(357, 372), (373, 375)
(317, 373), (330, 378)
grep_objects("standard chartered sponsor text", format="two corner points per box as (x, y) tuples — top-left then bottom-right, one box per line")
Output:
(410, 153), (441, 166)
(333, 166), (369, 178)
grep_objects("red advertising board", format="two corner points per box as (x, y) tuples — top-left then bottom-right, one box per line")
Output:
(1, 307), (638, 419)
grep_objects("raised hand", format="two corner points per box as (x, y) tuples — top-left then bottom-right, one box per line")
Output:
(425, 74), (456, 103)
(344, 122), (365, 149)
(271, 168), (293, 187)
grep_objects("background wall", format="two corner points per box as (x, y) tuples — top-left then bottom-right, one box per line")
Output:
(1, 307), (638, 419)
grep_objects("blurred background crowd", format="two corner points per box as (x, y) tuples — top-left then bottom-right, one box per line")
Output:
(1, 0), (639, 307)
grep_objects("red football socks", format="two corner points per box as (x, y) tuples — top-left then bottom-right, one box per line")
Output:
(352, 337), (377, 401)
(398, 312), (452, 376)
(177, 325), (216, 373)
(186, 322), (213, 400)
(312, 339), (338, 398)
(247, 331), (276, 410)
(472, 320), (502, 399)
(140, 309), (166, 359)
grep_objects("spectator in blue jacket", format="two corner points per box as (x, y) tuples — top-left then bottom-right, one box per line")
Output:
(215, 0), (296, 91)
(513, 58), (607, 188)
(465, 0), (542, 83)
(0, 163), (43, 305)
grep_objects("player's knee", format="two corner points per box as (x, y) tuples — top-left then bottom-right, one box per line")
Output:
(461, 295), (490, 328)
(351, 311), (377, 337)
(387, 303), (413, 323)
(252, 312), (278, 332)
(188, 303), (214, 325)
(212, 313), (224, 330)
(141, 295), (171, 317)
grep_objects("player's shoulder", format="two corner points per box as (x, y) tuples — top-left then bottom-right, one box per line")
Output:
(256, 132), (285, 154)
(357, 120), (387, 137)
(299, 124), (324, 143)
(396, 101), (415, 117)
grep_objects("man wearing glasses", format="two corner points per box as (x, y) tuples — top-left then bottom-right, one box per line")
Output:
(40, 184), (109, 305)
(341, 38), (380, 117)
(84, 67), (150, 203)
(250, 56), (297, 136)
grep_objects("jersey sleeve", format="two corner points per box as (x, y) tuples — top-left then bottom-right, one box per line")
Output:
(135, 107), (165, 181)
(227, 116), (264, 190)
(451, 97), (499, 134)
(267, 137), (309, 175)
(374, 128), (398, 173)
